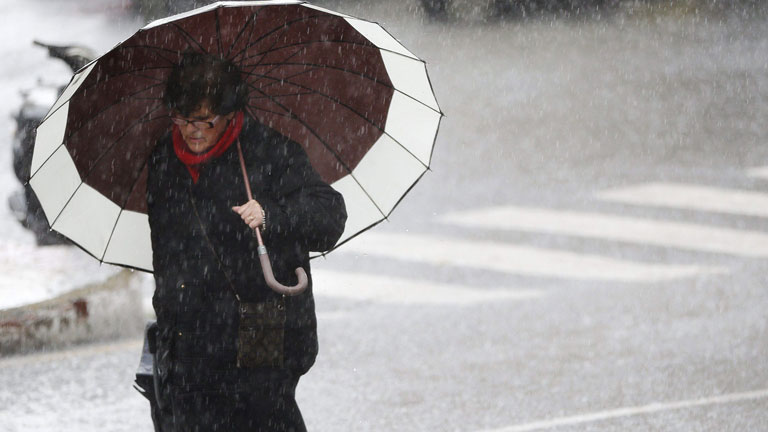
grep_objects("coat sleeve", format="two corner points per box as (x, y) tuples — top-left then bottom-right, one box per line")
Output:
(258, 137), (347, 253)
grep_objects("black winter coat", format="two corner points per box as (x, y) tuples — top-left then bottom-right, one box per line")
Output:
(147, 115), (346, 382)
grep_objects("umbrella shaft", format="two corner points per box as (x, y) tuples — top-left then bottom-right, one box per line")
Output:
(237, 139), (264, 248)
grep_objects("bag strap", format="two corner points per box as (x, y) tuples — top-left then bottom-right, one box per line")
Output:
(187, 188), (241, 302)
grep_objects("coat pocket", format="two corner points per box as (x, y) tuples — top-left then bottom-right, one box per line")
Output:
(237, 299), (286, 368)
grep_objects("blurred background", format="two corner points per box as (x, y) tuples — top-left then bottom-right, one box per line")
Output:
(1, 0), (767, 431)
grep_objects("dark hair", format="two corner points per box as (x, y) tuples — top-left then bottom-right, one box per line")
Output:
(164, 52), (247, 116)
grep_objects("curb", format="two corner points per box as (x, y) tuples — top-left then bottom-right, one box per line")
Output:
(0, 269), (146, 356)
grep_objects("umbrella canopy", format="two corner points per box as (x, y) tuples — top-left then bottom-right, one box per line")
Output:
(29, 1), (442, 272)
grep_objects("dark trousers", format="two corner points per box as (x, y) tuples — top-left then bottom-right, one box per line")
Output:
(153, 370), (306, 432)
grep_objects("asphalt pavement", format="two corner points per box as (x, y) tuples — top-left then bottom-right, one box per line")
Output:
(2, 1), (768, 431)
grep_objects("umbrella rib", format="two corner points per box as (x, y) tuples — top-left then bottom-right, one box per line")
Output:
(249, 91), (314, 100)
(242, 17), (308, 78)
(240, 39), (377, 65)
(100, 209), (128, 265)
(229, 13), (329, 65)
(99, 154), (152, 264)
(244, 72), (430, 169)
(244, 96), (387, 221)
(74, 63), (175, 96)
(76, 103), (167, 188)
(225, 10), (260, 59)
(257, 61), (440, 116)
(422, 66), (445, 162)
(228, 11), (260, 63)
(170, 22), (208, 54)
(45, 104), (164, 238)
(102, 44), (180, 77)
(215, 7), (224, 57)
(244, 46), (311, 88)
(323, 171), (431, 256)
(345, 172), (388, 220)
(246, 85), (355, 176)
(28, 84), (167, 182)
(334, 170), (389, 223)
(127, 71), (166, 83)
(247, 105), (296, 117)
(64, 82), (167, 142)
(134, 47), (180, 72)
(256, 66), (321, 91)
(244, 61), (392, 91)
(232, 18), (288, 65)
(51, 104), (164, 233)
(246, 60), (440, 115)
(235, 20), (422, 68)
(313, 164), (436, 258)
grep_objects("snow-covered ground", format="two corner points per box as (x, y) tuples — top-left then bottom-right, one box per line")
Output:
(0, 0), (145, 310)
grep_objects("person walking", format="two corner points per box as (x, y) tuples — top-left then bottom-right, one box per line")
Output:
(147, 52), (347, 431)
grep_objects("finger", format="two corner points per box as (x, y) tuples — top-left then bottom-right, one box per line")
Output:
(233, 202), (255, 215)
(248, 218), (262, 229)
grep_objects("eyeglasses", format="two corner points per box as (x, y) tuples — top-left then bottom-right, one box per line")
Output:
(170, 115), (221, 129)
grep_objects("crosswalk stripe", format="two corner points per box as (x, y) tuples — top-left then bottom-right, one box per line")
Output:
(479, 388), (768, 432)
(747, 166), (768, 180)
(313, 270), (543, 305)
(596, 182), (768, 218)
(439, 205), (768, 258)
(335, 232), (725, 283)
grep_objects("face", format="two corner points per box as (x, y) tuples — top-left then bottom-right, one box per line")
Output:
(173, 101), (235, 153)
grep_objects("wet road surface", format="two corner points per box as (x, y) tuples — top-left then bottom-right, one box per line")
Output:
(2, 1), (768, 431)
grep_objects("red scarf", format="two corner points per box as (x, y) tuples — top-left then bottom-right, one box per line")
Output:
(172, 111), (244, 183)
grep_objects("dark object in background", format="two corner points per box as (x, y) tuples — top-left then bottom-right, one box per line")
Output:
(134, 321), (166, 432)
(128, 0), (211, 20)
(421, 0), (450, 18)
(8, 41), (96, 245)
(420, 0), (607, 19)
(133, 321), (157, 405)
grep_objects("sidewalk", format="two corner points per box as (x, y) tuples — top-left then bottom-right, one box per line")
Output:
(0, 0), (148, 357)
(0, 241), (149, 356)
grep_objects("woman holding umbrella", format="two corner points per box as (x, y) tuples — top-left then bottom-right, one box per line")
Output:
(147, 52), (346, 431)
(28, 3), (439, 430)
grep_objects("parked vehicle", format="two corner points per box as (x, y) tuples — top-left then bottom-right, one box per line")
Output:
(8, 41), (97, 245)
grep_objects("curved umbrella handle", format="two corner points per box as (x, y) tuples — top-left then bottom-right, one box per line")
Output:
(257, 241), (309, 296)
(237, 140), (308, 296)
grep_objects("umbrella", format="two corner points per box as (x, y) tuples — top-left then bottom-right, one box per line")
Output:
(29, 1), (442, 290)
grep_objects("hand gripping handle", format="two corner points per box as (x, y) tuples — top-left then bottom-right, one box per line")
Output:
(237, 140), (308, 296)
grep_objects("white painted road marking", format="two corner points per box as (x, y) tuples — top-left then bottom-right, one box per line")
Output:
(747, 166), (768, 180)
(313, 270), (543, 305)
(440, 205), (768, 257)
(336, 232), (725, 282)
(597, 182), (768, 218)
(480, 388), (768, 432)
